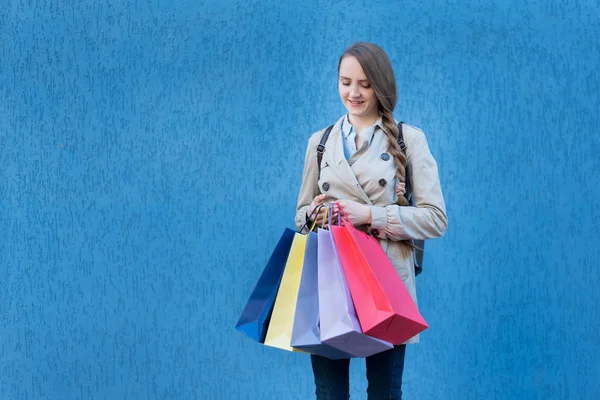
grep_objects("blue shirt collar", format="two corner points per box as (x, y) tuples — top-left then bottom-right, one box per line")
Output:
(341, 114), (354, 139)
(341, 113), (385, 138)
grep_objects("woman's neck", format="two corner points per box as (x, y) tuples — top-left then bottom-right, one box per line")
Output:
(348, 113), (379, 134)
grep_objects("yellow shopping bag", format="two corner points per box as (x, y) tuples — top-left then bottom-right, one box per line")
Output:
(263, 207), (323, 352)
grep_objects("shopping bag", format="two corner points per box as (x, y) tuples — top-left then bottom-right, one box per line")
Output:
(291, 209), (352, 359)
(235, 206), (323, 344)
(331, 207), (428, 345)
(318, 208), (393, 357)
(235, 228), (296, 342)
(263, 206), (324, 351)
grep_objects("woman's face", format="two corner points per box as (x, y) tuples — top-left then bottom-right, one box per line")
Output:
(338, 56), (380, 122)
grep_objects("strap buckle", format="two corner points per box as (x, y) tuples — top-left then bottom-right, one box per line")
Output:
(398, 140), (407, 151)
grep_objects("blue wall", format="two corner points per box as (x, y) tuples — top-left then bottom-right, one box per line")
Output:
(2, 0), (599, 399)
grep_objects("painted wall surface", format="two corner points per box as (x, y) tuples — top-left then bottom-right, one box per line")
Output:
(2, 0), (599, 399)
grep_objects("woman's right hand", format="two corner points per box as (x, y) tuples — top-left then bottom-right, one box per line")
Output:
(307, 194), (327, 224)
(307, 194), (339, 227)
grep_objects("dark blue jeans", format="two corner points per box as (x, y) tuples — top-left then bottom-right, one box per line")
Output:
(310, 345), (406, 399)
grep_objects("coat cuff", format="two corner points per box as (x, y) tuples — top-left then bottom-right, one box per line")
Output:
(369, 205), (410, 240)
(369, 206), (388, 237)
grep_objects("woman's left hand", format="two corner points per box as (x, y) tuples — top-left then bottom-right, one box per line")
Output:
(335, 199), (372, 226)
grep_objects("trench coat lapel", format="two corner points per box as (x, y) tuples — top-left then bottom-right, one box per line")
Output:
(323, 118), (373, 205)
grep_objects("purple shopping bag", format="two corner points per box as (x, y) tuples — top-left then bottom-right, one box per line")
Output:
(290, 230), (352, 359)
(317, 211), (392, 358)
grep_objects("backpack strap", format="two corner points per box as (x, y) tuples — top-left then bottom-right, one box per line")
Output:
(317, 125), (334, 170)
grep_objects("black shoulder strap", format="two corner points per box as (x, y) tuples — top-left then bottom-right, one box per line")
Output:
(397, 121), (407, 151)
(317, 125), (334, 170)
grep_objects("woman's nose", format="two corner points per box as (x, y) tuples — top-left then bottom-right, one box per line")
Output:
(349, 84), (361, 98)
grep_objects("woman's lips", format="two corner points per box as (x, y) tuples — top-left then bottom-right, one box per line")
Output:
(349, 100), (364, 107)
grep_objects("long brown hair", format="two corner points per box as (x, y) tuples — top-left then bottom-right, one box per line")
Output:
(338, 42), (409, 206)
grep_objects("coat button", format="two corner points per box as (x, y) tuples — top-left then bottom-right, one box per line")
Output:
(322, 182), (330, 191)
(371, 229), (380, 237)
(378, 178), (387, 187)
(381, 153), (390, 161)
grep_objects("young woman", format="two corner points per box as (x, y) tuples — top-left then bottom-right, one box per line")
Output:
(294, 42), (448, 399)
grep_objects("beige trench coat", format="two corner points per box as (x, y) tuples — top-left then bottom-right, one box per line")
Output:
(294, 115), (448, 344)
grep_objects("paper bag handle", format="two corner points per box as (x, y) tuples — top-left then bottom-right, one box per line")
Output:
(328, 204), (341, 227)
(334, 202), (354, 228)
(300, 204), (324, 233)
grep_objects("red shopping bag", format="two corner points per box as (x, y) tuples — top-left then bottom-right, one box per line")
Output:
(330, 207), (428, 345)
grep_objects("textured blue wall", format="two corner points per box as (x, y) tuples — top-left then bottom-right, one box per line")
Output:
(2, 0), (599, 399)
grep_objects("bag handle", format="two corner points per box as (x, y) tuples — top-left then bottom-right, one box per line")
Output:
(299, 204), (324, 233)
(309, 206), (322, 232)
(320, 205), (329, 229)
(334, 203), (355, 228)
(328, 204), (341, 227)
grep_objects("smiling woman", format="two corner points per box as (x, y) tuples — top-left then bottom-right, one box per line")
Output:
(294, 42), (448, 399)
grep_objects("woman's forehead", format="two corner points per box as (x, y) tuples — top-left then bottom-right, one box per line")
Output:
(339, 56), (367, 80)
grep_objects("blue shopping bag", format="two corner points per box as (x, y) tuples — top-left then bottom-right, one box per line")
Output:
(235, 228), (296, 342)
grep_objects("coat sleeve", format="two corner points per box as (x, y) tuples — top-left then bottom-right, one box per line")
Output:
(369, 128), (448, 241)
(294, 131), (323, 231)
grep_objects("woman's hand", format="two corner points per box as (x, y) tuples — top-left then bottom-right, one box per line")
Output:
(307, 194), (327, 222)
(336, 199), (371, 226)
(307, 194), (338, 228)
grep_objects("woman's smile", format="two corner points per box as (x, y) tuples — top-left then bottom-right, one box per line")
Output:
(348, 99), (365, 107)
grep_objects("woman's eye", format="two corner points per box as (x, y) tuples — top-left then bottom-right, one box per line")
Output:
(340, 81), (369, 88)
